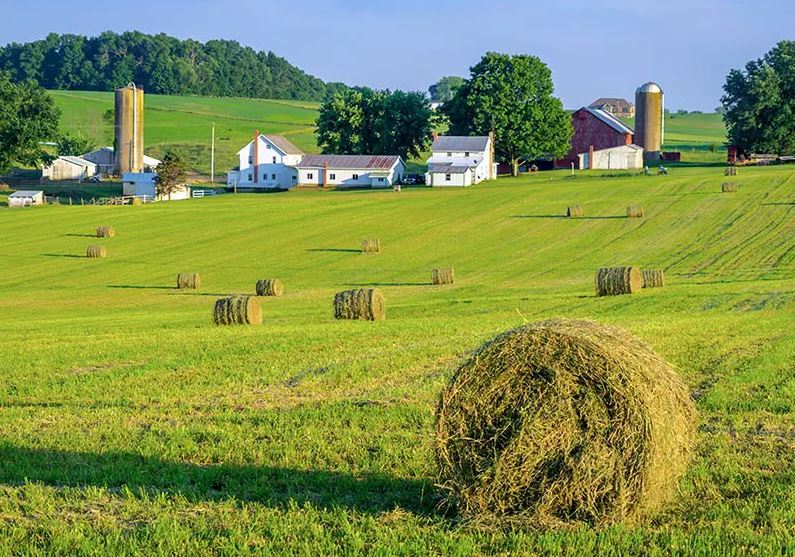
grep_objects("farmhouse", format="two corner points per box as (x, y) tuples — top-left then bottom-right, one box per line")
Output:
(227, 133), (405, 190)
(42, 156), (97, 181)
(81, 147), (161, 175)
(558, 107), (642, 170)
(8, 190), (44, 207)
(425, 135), (497, 187)
(589, 97), (635, 118)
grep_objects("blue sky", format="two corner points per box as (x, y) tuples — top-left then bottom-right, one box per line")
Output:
(2, 0), (792, 111)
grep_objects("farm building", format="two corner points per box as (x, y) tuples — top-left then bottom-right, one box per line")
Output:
(122, 172), (190, 201)
(42, 156), (97, 181)
(557, 108), (639, 170)
(8, 190), (44, 207)
(425, 135), (497, 187)
(81, 147), (161, 175)
(227, 133), (405, 189)
(579, 144), (644, 170)
(589, 98), (635, 118)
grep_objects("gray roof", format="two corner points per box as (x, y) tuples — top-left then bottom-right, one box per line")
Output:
(9, 190), (43, 197)
(589, 97), (634, 110)
(428, 163), (471, 174)
(432, 136), (490, 152)
(58, 155), (96, 167)
(585, 107), (634, 135)
(295, 154), (401, 170)
(265, 135), (304, 155)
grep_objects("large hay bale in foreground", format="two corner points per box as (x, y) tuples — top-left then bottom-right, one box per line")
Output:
(177, 273), (201, 290)
(361, 238), (381, 254)
(432, 268), (455, 285)
(213, 295), (262, 326)
(566, 205), (584, 217)
(86, 245), (107, 258)
(435, 319), (696, 527)
(626, 205), (645, 218)
(596, 266), (642, 296)
(256, 278), (284, 297)
(96, 225), (116, 238)
(721, 182), (738, 193)
(642, 269), (666, 288)
(333, 288), (385, 321)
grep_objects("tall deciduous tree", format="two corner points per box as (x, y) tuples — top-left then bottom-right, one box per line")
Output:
(445, 52), (572, 176)
(0, 71), (60, 173)
(155, 150), (187, 200)
(721, 41), (795, 156)
(56, 133), (95, 157)
(429, 76), (465, 103)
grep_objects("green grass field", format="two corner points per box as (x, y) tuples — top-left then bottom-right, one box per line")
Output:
(0, 164), (793, 555)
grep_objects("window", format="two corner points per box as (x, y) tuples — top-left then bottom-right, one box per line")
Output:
(271, 174), (276, 180)
(445, 173), (452, 182)
(377, 177), (384, 182)
(292, 175), (297, 180)
(248, 174), (253, 181)
(272, 157), (277, 164)
(465, 152), (470, 157)
(352, 174), (359, 180)
(329, 173), (336, 180)
(248, 156), (253, 164)
(447, 152), (452, 157)
(307, 173), (314, 180)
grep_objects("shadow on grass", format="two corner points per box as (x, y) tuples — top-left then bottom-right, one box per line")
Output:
(761, 202), (795, 206)
(347, 282), (431, 287)
(511, 215), (626, 220)
(41, 253), (84, 259)
(306, 248), (362, 253)
(0, 445), (438, 516)
(107, 285), (175, 291)
(64, 233), (96, 238)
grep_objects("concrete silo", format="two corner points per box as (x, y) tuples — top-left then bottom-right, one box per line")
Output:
(114, 84), (144, 175)
(634, 82), (664, 160)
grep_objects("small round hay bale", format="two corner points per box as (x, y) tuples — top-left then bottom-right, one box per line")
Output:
(96, 225), (116, 238)
(256, 278), (284, 297)
(596, 266), (642, 296)
(361, 238), (381, 254)
(432, 268), (455, 285)
(213, 295), (262, 326)
(626, 205), (645, 218)
(131, 197), (143, 206)
(177, 273), (201, 290)
(721, 182), (738, 193)
(642, 269), (666, 288)
(86, 245), (107, 258)
(333, 288), (385, 321)
(435, 318), (696, 527)
(566, 205), (584, 218)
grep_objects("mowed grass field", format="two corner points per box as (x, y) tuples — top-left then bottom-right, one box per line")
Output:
(1, 166), (794, 555)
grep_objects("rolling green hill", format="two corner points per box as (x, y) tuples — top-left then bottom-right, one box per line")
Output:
(0, 166), (793, 554)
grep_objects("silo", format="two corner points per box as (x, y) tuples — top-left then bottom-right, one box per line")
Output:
(634, 82), (664, 160)
(114, 84), (144, 175)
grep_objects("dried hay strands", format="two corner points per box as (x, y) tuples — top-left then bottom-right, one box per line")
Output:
(333, 288), (386, 321)
(432, 268), (455, 285)
(96, 226), (116, 238)
(435, 318), (696, 527)
(256, 278), (284, 297)
(721, 182), (738, 193)
(131, 197), (143, 206)
(626, 205), (645, 218)
(361, 238), (381, 254)
(177, 273), (201, 290)
(596, 266), (642, 296)
(213, 295), (262, 326)
(566, 205), (584, 217)
(641, 269), (666, 288)
(724, 167), (738, 176)
(86, 245), (107, 258)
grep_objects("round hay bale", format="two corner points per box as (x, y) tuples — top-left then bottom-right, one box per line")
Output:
(96, 225), (116, 238)
(333, 288), (386, 321)
(642, 269), (666, 288)
(626, 205), (645, 218)
(361, 238), (381, 254)
(435, 318), (696, 527)
(86, 245), (107, 258)
(721, 182), (738, 193)
(256, 278), (284, 297)
(177, 273), (201, 290)
(596, 266), (642, 296)
(131, 197), (143, 206)
(566, 205), (584, 218)
(432, 268), (455, 285)
(213, 295), (262, 326)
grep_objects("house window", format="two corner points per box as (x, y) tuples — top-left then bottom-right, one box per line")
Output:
(329, 173), (336, 180)
(248, 174), (253, 181)
(447, 152), (452, 157)
(307, 173), (314, 180)
(248, 156), (253, 164)
(352, 174), (359, 180)
(271, 174), (276, 180)
(292, 175), (297, 180)
(465, 152), (470, 157)
(445, 173), (452, 181)
(377, 177), (384, 182)
(272, 157), (277, 163)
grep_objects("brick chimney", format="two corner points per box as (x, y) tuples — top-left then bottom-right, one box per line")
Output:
(625, 132), (632, 145)
(253, 129), (260, 184)
(323, 161), (328, 188)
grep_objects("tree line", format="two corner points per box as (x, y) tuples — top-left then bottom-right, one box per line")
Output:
(0, 31), (347, 102)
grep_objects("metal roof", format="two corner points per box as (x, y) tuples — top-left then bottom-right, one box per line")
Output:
(9, 190), (43, 197)
(295, 155), (401, 170)
(585, 107), (634, 135)
(428, 163), (471, 174)
(265, 135), (304, 155)
(432, 136), (490, 152)
(589, 97), (634, 110)
(636, 82), (663, 94)
(57, 155), (96, 167)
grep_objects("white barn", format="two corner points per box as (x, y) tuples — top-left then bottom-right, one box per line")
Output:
(8, 190), (44, 207)
(42, 156), (97, 181)
(122, 172), (190, 201)
(579, 144), (644, 170)
(425, 135), (497, 187)
(227, 134), (405, 190)
(82, 147), (161, 175)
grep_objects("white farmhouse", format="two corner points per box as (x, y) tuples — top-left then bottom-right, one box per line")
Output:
(42, 156), (97, 181)
(425, 135), (497, 187)
(227, 133), (405, 190)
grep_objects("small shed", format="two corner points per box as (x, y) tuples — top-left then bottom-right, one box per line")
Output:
(42, 156), (97, 181)
(122, 172), (190, 201)
(579, 144), (645, 170)
(8, 190), (44, 207)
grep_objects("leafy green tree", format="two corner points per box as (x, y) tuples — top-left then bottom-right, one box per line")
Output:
(317, 88), (365, 154)
(56, 133), (94, 156)
(0, 71), (60, 173)
(721, 40), (795, 156)
(429, 76), (465, 103)
(155, 150), (187, 200)
(445, 52), (572, 176)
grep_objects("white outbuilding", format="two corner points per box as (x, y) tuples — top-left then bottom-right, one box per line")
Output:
(425, 135), (497, 187)
(578, 144), (645, 171)
(122, 172), (190, 201)
(8, 190), (44, 207)
(42, 156), (97, 181)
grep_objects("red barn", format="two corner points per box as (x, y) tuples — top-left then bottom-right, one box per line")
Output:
(557, 107), (635, 169)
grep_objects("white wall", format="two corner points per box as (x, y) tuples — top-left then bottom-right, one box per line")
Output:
(9, 193), (44, 207)
(237, 136), (300, 189)
(301, 160), (404, 188)
(580, 146), (644, 170)
(427, 171), (471, 187)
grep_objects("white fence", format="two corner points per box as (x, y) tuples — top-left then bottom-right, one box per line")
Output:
(191, 189), (223, 198)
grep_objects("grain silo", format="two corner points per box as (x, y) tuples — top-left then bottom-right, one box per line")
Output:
(114, 84), (144, 175)
(634, 82), (664, 160)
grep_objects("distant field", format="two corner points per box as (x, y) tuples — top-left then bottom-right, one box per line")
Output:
(0, 165), (793, 554)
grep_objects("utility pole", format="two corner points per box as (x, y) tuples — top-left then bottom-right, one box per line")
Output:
(211, 122), (216, 184)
